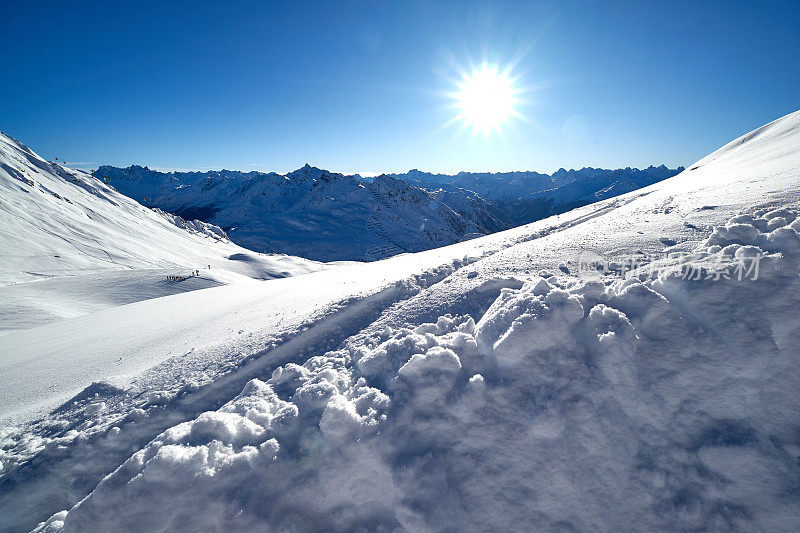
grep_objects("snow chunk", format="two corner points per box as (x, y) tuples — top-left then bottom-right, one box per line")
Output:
(320, 395), (363, 439)
(765, 226), (800, 257)
(706, 223), (762, 247)
(474, 282), (584, 366)
(397, 347), (462, 406)
(398, 346), (462, 382)
(586, 304), (638, 390)
(188, 412), (265, 447)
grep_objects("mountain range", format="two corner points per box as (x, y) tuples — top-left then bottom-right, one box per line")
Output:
(0, 131), (329, 328)
(97, 163), (682, 261)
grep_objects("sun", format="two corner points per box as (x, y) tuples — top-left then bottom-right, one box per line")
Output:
(455, 63), (518, 136)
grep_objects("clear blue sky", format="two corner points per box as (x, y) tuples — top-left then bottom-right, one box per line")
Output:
(2, 1), (798, 174)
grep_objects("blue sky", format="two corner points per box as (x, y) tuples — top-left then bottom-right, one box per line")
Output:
(2, 1), (798, 174)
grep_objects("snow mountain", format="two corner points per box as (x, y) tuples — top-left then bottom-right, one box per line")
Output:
(398, 164), (683, 225)
(0, 132), (328, 329)
(98, 162), (682, 262)
(1, 111), (799, 532)
(97, 164), (493, 261)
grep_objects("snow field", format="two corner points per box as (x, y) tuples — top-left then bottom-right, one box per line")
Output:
(33, 208), (800, 531)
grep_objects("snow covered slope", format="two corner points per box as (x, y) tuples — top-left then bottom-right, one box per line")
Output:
(2, 111), (800, 532)
(97, 164), (492, 261)
(0, 132), (328, 329)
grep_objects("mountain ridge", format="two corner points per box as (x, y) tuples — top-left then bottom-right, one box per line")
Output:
(97, 162), (683, 261)
(0, 130), (330, 328)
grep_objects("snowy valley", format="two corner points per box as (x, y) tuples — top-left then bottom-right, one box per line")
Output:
(0, 110), (799, 532)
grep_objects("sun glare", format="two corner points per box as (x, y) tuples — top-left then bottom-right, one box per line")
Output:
(455, 63), (518, 136)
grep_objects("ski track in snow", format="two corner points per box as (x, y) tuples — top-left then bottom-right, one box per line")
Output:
(1, 111), (800, 532)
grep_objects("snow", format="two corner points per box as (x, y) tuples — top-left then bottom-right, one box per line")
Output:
(0, 131), (331, 330)
(98, 164), (491, 261)
(399, 164), (683, 225)
(2, 110), (800, 532)
(98, 161), (682, 262)
(0, 270), (223, 331)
